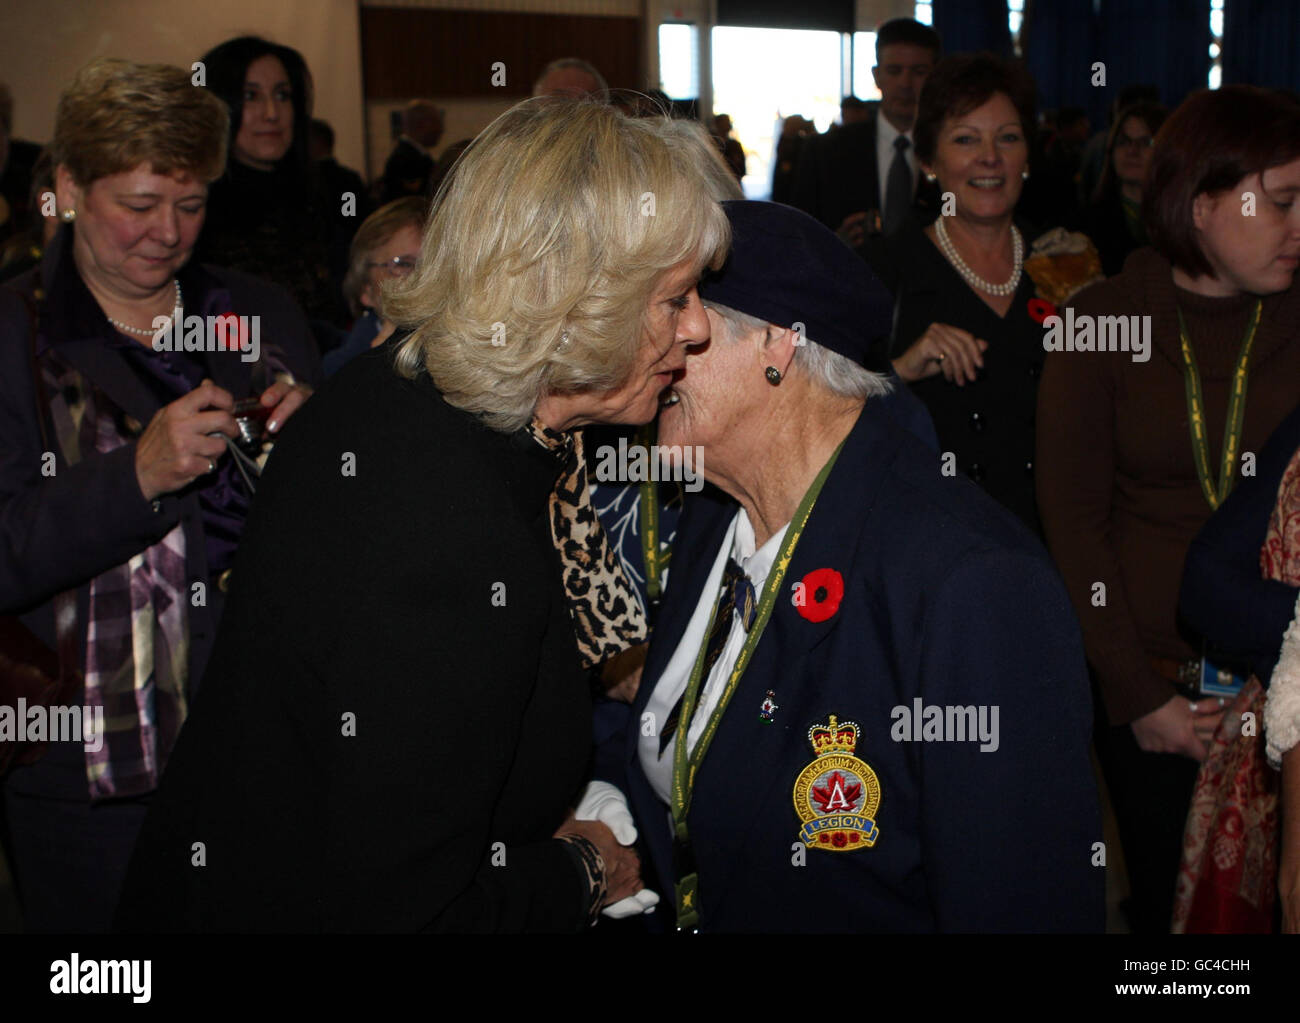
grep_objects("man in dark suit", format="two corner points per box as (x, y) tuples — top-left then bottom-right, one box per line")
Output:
(791, 18), (942, 259)
(311, 119), (370, 225)
(310, 118), (372, 303)
(598, 200), (1103, 933)
(379, 101), (442, 204)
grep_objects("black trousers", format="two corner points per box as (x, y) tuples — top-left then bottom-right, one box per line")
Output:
(1094, 713), (1200, 933)
(1, 738), (150, 933)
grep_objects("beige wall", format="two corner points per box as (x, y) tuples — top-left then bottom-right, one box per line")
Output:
(0, 0), (366, 172)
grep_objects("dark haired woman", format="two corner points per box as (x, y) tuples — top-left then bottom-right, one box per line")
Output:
(196, 36), (347, 336)
(1038, 85), (1300, 932)
(870, 53), (1100, 534)
(1084, 102), (1168, 276)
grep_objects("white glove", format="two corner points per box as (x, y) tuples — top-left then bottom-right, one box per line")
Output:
(602, 888), (660, 919)
(573, 781), (659, 917)
(574, 780), (638, 843)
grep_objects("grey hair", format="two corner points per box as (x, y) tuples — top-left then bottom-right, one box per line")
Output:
(704, 302), (892, 401)
(532, 58), (610, 98)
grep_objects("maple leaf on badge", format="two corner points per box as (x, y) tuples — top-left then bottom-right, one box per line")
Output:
(811, 771), (861, 814)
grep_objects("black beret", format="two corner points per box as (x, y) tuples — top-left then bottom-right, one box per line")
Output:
(698, 200), (894, 372)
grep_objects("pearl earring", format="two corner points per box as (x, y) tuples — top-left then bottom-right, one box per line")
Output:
(1021, 170), (1030, 181)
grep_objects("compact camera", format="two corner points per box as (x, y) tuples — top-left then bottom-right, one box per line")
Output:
(230, 397), (272, 453)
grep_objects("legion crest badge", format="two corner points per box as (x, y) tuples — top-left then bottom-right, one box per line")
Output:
(793, 715), (880, 851)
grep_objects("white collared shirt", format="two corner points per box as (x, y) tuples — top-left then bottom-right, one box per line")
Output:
(639, 507), (791, 805)
(875, 115), (917, 219)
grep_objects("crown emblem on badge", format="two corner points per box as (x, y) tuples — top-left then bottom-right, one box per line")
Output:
(793, 713), (881, 853)
(808, 715), (859, 756)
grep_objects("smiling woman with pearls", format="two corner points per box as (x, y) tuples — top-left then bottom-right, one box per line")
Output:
(868, 54), (1101, 535)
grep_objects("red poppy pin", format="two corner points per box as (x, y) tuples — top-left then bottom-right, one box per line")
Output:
(213, 311), (248, 353)
(794, 568), (844, 623)
(1027, 298), (1057, 325)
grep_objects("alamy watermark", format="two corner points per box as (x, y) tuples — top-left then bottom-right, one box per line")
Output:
(0, 700), (105, 752)
(591, 437), (704, 493)
(151, 311), (261, 364)
(1042, 309), (1151, 363)
(50, 954), (150, 1003)
(890, 699), (1000, 752)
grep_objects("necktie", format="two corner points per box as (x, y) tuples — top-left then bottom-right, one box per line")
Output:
(883, 134), (913, 236)
(658, 557), (757, 755)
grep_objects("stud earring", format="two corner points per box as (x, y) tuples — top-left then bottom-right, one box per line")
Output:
(60, 208), (76, 222)
(925, 172), (937, 183)
(765, 366), (782, 385)
(1021, 170), (1030, 181)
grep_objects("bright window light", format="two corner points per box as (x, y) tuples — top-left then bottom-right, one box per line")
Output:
(659, 23), (696, 99)
(712, 26), (842, 198)
(852, 32), (881, 101)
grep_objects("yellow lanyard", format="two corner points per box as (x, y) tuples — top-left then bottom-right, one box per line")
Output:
(669, 439), (844, 929)
(1175, 299), (1262, 510)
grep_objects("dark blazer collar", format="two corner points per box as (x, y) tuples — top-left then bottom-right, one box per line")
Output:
(627, 399), (905, 914)
(629, 397), (898, 757)
(35, 225), (249, 422)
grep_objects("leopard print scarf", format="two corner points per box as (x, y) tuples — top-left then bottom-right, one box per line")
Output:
(526, 419), (647, 669)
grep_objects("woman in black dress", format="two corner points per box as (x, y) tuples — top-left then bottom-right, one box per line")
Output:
(871, 55), (1099, 535)
(194, 37), (347, 335)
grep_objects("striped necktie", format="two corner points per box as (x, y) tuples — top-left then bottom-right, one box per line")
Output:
(658, 557), (757, 755)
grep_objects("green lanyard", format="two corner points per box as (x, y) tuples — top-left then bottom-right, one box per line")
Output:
(669, 439), (845, 929)
(636, 423), (665, 606)
(1176, 299), (1262, 510)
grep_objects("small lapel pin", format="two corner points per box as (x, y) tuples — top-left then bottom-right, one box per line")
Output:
(759, 690), (779, 723)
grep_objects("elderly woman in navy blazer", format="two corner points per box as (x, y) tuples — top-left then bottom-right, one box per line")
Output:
(602, 201), (1103, 933)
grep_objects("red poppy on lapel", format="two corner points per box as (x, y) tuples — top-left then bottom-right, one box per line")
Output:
(796, 568), (843, 623)
(1026, 298), (1056, 325)
(212, 312), (248, 353)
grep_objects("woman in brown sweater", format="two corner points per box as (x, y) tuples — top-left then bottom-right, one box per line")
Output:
(1037, 86), (1300, 933)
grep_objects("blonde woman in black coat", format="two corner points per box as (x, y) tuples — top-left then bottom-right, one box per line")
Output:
(116, 98), (737, 932)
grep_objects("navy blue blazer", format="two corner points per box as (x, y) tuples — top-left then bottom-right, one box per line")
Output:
(609, 396), (1103, 933)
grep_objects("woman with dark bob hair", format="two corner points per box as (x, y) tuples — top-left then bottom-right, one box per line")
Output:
(1038, 85), (1300, 932)
(116, 98), (737, 932)
(0, 58), (318, 932)
(871, 53), (1101, 534)
(194, 36), (346, 331)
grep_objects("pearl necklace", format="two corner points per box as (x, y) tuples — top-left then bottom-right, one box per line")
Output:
(935, 218), (1023, 296)
(106, 280), (182, 337)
